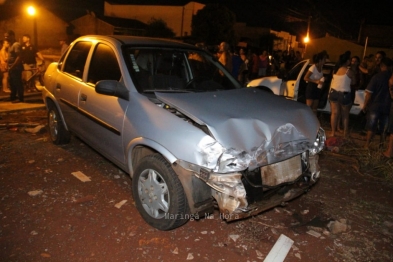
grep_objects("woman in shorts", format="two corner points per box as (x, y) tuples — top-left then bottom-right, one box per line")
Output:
(328, 52), (354, 137)
(304, 52), (326, 115)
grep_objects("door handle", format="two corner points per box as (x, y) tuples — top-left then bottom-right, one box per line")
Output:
(56, 83), (61, 90)
(80, 93), (87, 102)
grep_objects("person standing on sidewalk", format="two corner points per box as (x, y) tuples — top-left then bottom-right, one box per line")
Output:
(5, 30), (24, 103)
(20, 34), (45, 92)
(0, 39), (10, 93)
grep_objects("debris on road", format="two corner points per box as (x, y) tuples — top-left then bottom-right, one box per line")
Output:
(71, 171), (91, 182)
(115, 200), (127, 209)
(306, 229), (322, 238)
(327, 219), (349, 234)
(263, 234), (293, 262)
(186, 253), (194, 260)
(229, 234), (240, 242)
(24, 124), (46, 134)
(28, 190), (43, 196)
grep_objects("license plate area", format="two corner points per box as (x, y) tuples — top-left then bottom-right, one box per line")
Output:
(260, 155), (302, 187)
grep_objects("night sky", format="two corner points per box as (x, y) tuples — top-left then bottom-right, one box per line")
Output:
(1, 0), (391, 40)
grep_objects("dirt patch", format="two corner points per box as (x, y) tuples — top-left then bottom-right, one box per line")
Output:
(1, 110), (393, 261)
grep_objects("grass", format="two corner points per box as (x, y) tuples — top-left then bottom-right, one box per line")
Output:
(319, 113), (393, 182)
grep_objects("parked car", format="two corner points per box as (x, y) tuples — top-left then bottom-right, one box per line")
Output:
(42, 35), (325, 230)
(247, 59), (365, 115)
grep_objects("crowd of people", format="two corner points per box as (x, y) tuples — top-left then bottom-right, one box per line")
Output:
(206, 42), (302, 86)
(211, 41), (393, 158)
(0, 30), (68, 103)
(303, 49), (393, 158)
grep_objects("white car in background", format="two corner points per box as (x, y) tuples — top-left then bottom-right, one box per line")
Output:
(247, 59), (365, 115)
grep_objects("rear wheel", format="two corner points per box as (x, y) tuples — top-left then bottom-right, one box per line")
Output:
(132, 154), (189, 230)
(47, 104), (71, 145)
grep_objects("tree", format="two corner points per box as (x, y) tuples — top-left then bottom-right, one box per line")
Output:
(191, 4), (236, 46)
(145, 18), (175, 38)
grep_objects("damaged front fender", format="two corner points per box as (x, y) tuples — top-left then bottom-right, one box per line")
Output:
(192, 152), (320, 222)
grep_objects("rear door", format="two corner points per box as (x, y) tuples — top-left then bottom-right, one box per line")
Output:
(55, 41), (92, 132)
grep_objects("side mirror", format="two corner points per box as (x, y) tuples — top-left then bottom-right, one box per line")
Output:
(95, 80), (129, 101)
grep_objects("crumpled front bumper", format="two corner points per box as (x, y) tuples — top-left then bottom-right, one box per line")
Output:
(201, 153), (320, 221)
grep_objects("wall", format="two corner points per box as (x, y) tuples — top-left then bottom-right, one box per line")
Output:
(304, 34), (393, 62)
(71, 15), (115, 36)
(104, 1), (204, 37)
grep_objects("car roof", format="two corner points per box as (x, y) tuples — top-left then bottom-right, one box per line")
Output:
(74, 35), (199, 50)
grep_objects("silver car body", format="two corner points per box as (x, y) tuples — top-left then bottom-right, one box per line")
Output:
(42, 35), (325, 229)
(247, 59), (365, 115)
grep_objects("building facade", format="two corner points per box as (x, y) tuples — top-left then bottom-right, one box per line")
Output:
(104, 1), (205, 37)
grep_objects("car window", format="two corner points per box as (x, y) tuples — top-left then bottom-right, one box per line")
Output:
(125, 48), (240, 93)
(87, 43), (122, 85)
(63, 41), (92, 79)
(287, 61), (307, 81)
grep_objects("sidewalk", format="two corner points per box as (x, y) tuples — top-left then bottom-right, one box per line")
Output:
(0, 91), (45, 115)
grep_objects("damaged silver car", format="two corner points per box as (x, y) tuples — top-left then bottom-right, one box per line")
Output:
(42, 35), (325, 230)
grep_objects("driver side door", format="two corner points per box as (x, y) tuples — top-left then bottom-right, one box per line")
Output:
(77, 42), (128, 166)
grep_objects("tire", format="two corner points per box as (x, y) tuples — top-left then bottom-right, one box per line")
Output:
(132, 154), (189, 230)
(47, 104), (71, 145)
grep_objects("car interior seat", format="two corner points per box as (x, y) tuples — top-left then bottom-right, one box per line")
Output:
(148, 53), (185, 90)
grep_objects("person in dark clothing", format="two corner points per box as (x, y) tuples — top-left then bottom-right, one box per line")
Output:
(4, 30), (24, 103)
(20, 34), (45, 92)
(362, 57), (392, 149)
(383, 73), (393, 158)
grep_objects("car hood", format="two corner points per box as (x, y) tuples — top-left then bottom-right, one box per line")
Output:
(155, 88), (320, 168)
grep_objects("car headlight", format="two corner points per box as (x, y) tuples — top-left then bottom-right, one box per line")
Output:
(309, 127), (325, 155)
(197, 136), (248, 172)
(197, 136), (225, 170)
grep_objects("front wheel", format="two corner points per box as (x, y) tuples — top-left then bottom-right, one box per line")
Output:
(47, 104), (71, 145)
(132, 154), (189, 230)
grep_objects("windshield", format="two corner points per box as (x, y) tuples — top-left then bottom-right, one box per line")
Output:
(125, 48), (241, 93)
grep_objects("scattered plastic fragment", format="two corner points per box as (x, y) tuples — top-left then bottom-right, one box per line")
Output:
(25, 124), (46, 134)
(71, 171), (91, 182)
(229, 234), (240, 242)
(306, 230), (321, 238)
(28, 190), (43, 196)
(115, 200), (127, 209)
(40, 253), (51, 258)
(263, 234), (294, 262)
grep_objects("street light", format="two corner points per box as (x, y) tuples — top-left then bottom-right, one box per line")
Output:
(27, 5), (38, 47)
(302, 16), (311, 58)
